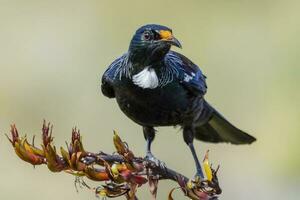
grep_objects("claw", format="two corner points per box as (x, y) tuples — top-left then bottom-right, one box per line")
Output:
(145, 153), (166, 171)
(192, 173), (202, 185)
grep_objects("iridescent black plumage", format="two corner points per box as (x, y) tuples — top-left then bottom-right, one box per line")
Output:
(101, 24), (256, 178)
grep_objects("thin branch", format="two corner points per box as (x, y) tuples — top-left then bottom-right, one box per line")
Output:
(6, 121), (221, 200)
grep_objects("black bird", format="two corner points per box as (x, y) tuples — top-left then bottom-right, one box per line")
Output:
(101, 24), (256, 178)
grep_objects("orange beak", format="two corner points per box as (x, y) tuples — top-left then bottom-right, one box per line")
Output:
(159, 30), (182, 48)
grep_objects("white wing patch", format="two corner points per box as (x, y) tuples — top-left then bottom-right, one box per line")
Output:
(132, 67), (159, 89)
(183, 73), (194, 82)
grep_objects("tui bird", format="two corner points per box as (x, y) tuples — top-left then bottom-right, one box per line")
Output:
(101, 24), (256, 179)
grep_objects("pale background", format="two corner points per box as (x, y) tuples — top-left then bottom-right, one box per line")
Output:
(0, 0), (299, 199)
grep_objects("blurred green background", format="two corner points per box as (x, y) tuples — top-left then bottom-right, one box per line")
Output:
(0, 0), (299, 199)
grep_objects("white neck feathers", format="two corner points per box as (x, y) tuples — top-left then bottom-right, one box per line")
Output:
(132, 67), (159, 89)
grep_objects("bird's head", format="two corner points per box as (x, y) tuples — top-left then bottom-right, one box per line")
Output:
(129, 24), (181, 65)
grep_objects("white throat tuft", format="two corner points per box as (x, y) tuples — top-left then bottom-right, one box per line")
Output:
(132, 67), (159, 89)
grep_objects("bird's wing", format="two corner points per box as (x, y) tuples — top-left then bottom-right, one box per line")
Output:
(101, 53), (129, 98)
(164, 51), (207, 96)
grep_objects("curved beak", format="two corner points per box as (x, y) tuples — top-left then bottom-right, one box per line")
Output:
(159, 30), (182, 48)
(168, 37), (182, 48)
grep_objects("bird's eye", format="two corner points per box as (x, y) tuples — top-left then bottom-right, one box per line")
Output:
(143, 31), (151, 40)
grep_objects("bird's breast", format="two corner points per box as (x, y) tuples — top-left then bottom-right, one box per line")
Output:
(114, 80), (190, 126)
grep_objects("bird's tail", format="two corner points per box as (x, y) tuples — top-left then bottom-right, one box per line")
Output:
(194, 100), (256, 144)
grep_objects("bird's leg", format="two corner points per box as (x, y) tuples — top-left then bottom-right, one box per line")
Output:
(183, 126), (204, 180)
(143, 126), (165, 168)
(143, 126), (155, 156)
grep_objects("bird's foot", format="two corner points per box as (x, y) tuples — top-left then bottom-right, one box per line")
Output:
(188, 172), (206, 190)
(192, 173), (202, 184)
(193, 169), (205, 183)
(144, 152), (166, 170)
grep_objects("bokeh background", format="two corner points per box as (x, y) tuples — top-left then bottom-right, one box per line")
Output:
(0, 0), (299, 199)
